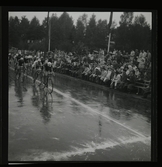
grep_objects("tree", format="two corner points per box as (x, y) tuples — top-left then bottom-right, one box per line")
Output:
(19, 16), (30, 41)
(131, 15), (151, 50)
(27, 16), (42, 41)
(50, 14), (59, 50)
(85, 14), (97, 52)
(41, 16), (48, 38)
(17, 16), (30, 50)
(114, 13), (151, 52)
(57, 12), (74, 52)
(114, 12), (134, 51)
(133, 14), (150, 27)
(119, 12), (134, 26)
(95, 19), (108, 49)
(75, 17), (85, 44)
(9, 16), (20, 48)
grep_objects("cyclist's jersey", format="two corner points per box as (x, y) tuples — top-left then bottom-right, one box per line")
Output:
(44, 63), (52, 72)
(41, 59), (45, 64)
(36, 62), (42, 69)
(16, 54), (21, 62)
(18, 59), (24, 66)
(24, 56), (29, 63)
(41, 58), (45, 70)
(33, 60), (42, 70)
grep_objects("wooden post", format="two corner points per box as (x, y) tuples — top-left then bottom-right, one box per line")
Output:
(107, 12), (113, 53)
(48, 14), (51, 52)
(46, 11), (49, 56)
(107, 33), (111, 53)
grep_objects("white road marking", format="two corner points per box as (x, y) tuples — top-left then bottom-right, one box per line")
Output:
(9, 67), (150, 139)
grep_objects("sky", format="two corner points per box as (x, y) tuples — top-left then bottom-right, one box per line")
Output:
(9, 11), (152, 28)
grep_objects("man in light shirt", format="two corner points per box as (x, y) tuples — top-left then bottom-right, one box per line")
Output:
(103, 66), (113, 87)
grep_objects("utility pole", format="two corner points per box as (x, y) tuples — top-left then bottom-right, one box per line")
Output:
(48, 13), (51, 52)
(107, 12), (113, 53)
(107, 33), (111, 53)
(46, 11), (50, 54)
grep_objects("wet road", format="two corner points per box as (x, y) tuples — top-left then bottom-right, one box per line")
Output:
(8, 68), (151, 161)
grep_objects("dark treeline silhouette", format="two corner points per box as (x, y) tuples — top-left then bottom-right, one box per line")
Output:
(9, 12), (152, 54)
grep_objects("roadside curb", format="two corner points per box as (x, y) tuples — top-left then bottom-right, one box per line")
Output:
(54, 72), (151, 102)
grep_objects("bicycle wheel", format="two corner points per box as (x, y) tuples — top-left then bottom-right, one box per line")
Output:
(33, 71), (38, 84)
(16, 68), (20, 80)
(20, 69), (25, 83)
(47, 77), (54, 94)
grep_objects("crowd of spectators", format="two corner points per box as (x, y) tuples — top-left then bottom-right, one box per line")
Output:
(51, 49), (151, 97)
(9, 48), (152, 98)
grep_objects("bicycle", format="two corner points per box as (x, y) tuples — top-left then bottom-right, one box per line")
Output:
(41, 71), (54, 98)
(15, 65), (25, 82)
(33, 68), (42, 84)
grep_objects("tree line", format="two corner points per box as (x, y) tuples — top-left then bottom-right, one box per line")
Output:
(9, 12), (152, 54)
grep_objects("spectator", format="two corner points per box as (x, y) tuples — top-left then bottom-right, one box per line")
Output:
(98, 66), (108, 84)
(126, 65), (130, 75)
(112, 59), (119, 69)
(116, 50), (122, 64)
(103, 66), (113, 87)
(126, 70), (137, 93)
(82, 64), (91, 80)
(142, 50), (147, 59)
(130, 50), (135, 62)
(118, 68), (128, 90)
(134, 67), (141, 79)
(147, 50), (151, 62)
(138, 58), (145, 72)
(110, 70), (122, 89)
(137, 50), (143, 65)
(89, 64), (98, 82)
(42, 48), (151, 97)
(135, 49), (139, 59)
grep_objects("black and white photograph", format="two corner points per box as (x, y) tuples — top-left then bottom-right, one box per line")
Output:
(6, 8), (156, 162)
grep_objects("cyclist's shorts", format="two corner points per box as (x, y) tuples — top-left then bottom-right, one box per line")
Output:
(24, 63), (28, 66)
(36, 69), (41, 74)
(17, 66), (23, 71)
(44, 71), (52, 76)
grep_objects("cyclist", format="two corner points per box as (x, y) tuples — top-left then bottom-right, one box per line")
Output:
(24, 54), (30, 75)
(8, 53), (12, 65)
(16, 56), (25, 80)
(32, 58), (43, 84)
(43, 58), (55, 88)
(14, 53), (21, 72)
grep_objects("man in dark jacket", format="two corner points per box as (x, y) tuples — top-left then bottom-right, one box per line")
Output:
(122, 70), (136, 92)
(126, 70), (137, 93)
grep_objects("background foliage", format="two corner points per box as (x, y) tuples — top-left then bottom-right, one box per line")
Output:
(9, 12), (152, 54)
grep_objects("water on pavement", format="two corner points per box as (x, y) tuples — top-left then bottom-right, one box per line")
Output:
(8, 68), (151, 161)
